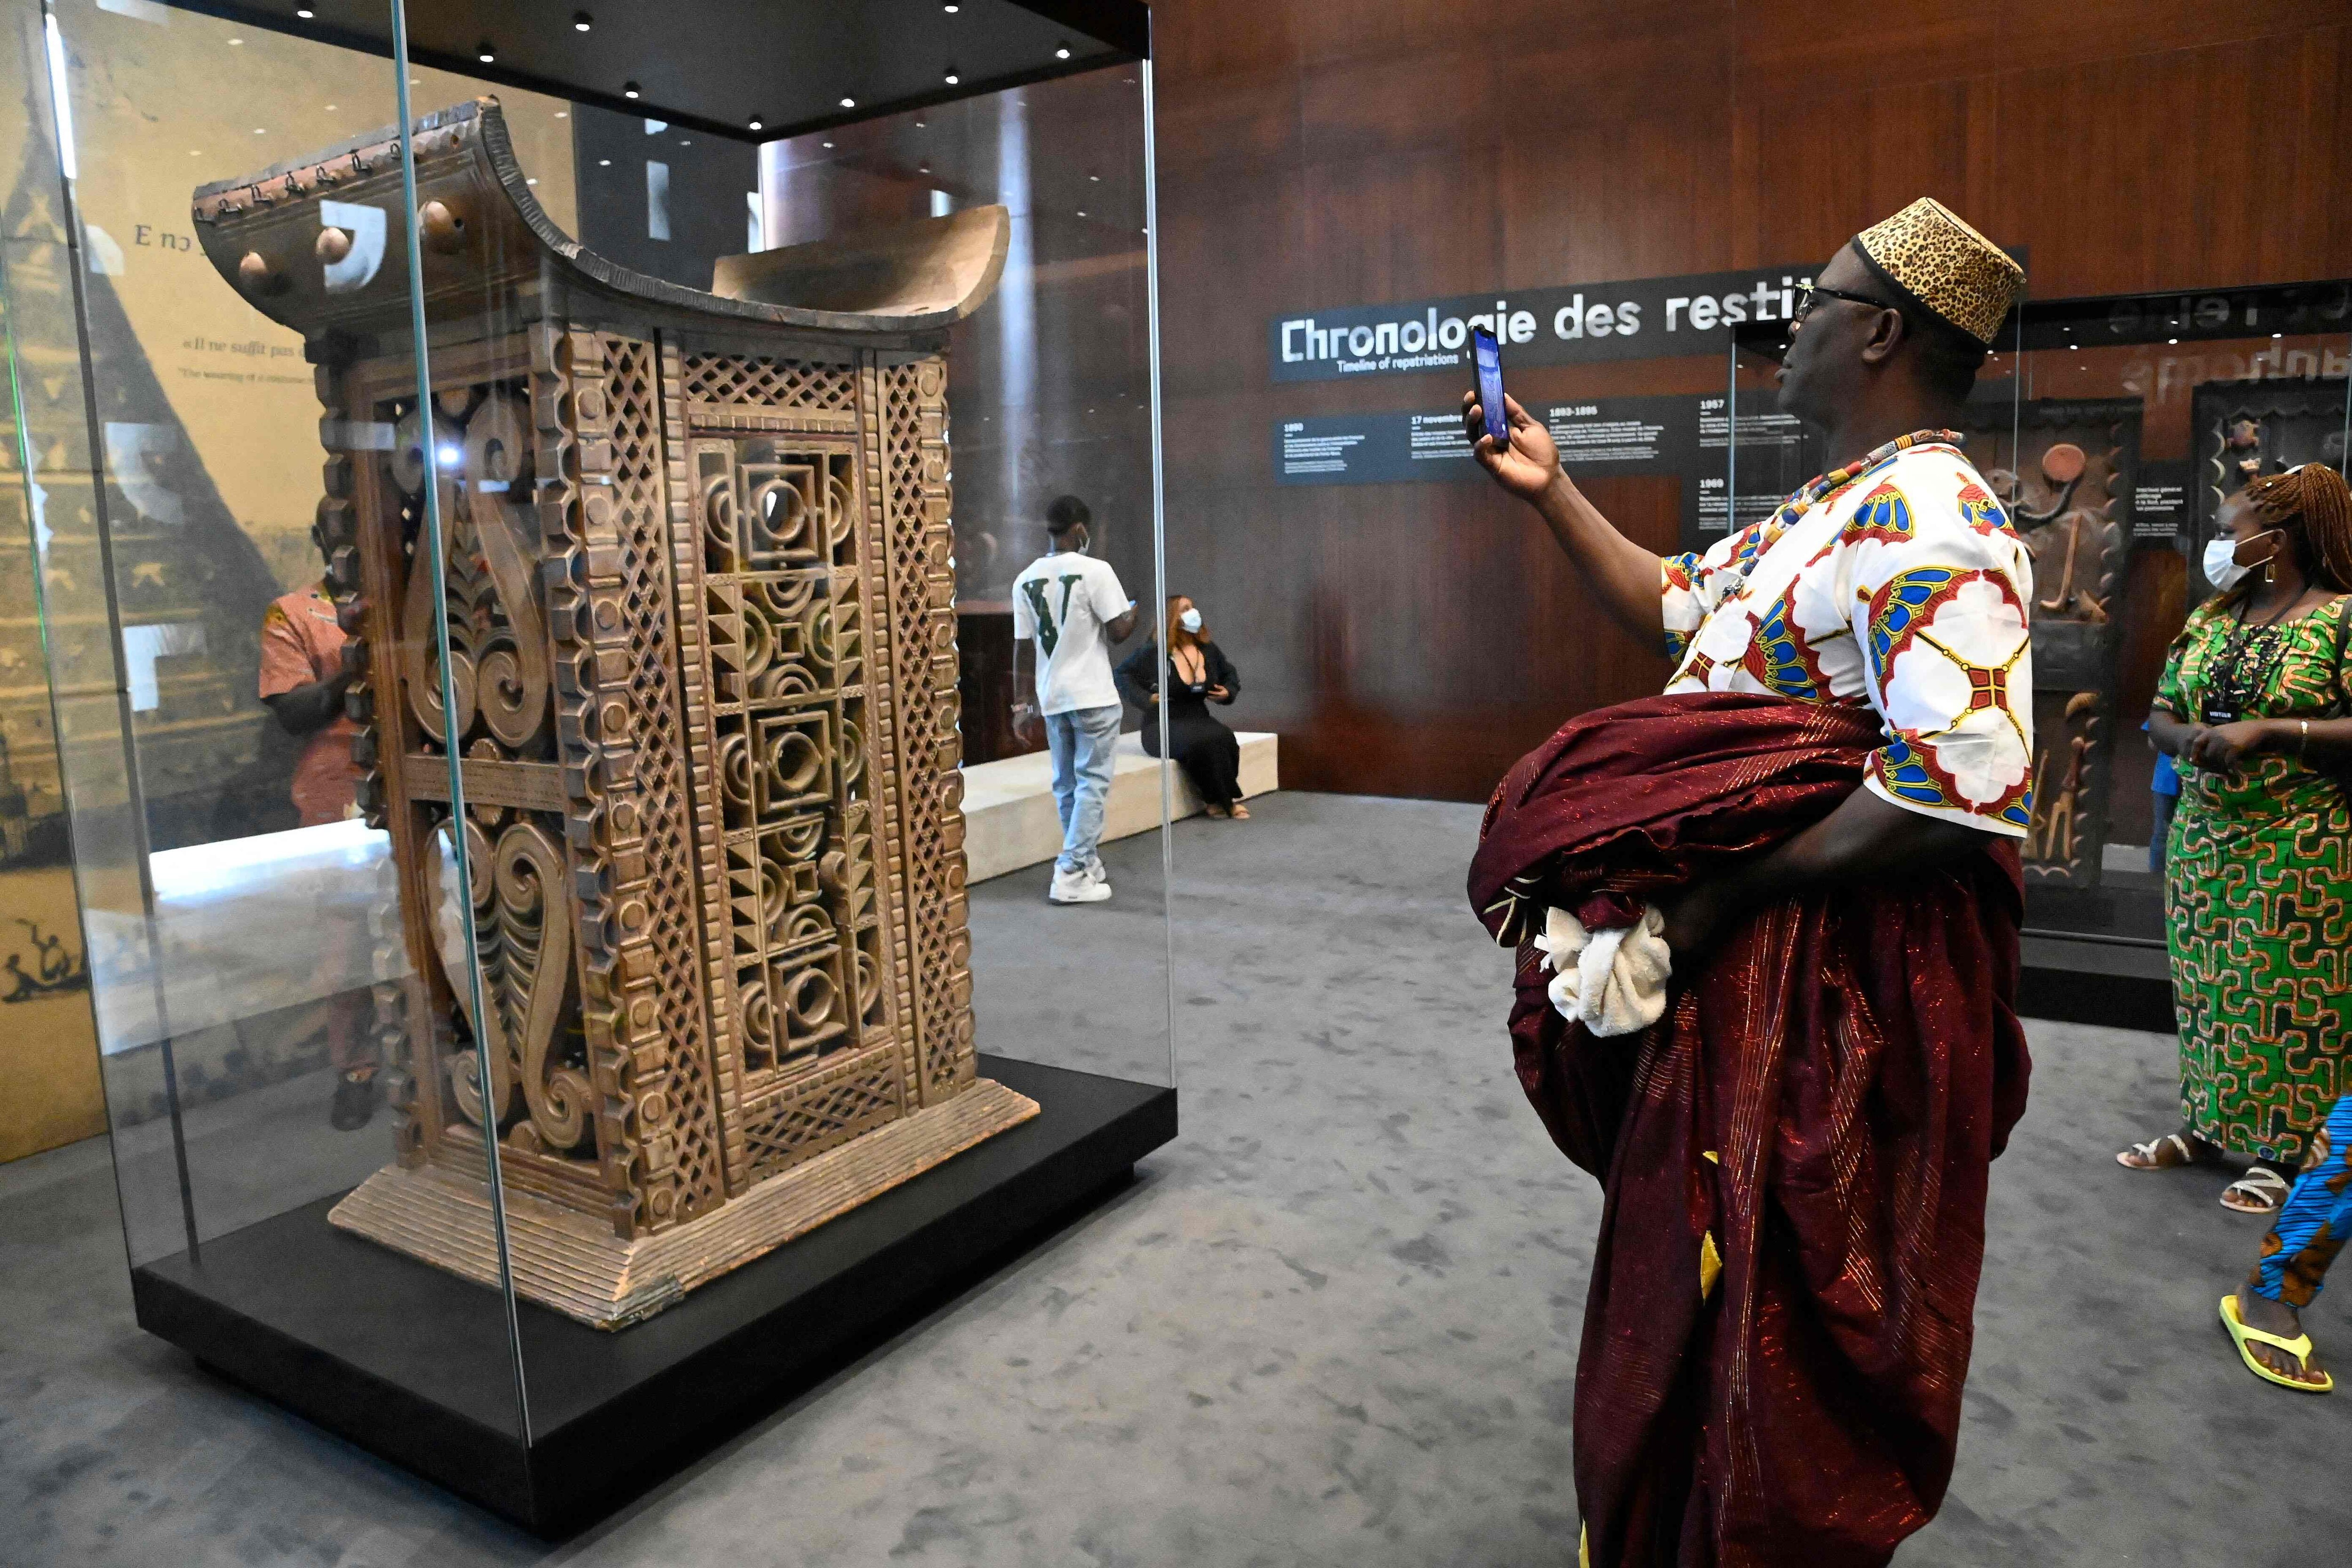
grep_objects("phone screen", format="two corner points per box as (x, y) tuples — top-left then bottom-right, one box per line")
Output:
(1472, 326), (1508, 446)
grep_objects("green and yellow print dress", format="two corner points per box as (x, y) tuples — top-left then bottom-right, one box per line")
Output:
(2157, 594), (2352, 1163)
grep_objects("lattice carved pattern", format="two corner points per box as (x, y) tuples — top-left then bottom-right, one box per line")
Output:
(532, 327), (728, 1237)
(879, 360), (975, 1100)
(667, 345), (909, 1187)
(681, 354), (859, 414)
(737, 1048), (905, 1181)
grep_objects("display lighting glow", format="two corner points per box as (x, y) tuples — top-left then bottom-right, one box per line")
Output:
(573, 11), (593, 31)
(42, 14), (73, 182)
(437, 444), (461, 465)
(622, 80), (642, 99)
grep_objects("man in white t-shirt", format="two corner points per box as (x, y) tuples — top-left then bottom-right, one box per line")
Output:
(1011, 495), (1139, 904)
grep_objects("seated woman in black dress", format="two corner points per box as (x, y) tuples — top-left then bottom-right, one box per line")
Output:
(1116, 596), (1248, 820)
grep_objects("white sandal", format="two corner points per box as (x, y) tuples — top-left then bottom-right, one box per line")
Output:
(2221, 1166), (2291, 1215)
(2116, 1132), (2209, 1170)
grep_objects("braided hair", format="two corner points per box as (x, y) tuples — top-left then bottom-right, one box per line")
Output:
(2243, 463), (2352, 593)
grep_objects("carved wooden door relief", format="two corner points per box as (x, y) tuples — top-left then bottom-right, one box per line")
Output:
(334, 332), (958, 1244)
(198, 100), (1017, 1322)
(672, 350), (909, 1190)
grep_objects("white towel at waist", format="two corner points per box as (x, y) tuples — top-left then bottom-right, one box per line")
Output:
(1532, 903), (1673, 1038)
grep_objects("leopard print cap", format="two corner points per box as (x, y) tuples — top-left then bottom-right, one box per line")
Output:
(1851, 197), (2025, 346)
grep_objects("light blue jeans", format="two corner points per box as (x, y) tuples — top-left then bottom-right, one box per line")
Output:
(1044, 703), (1122, 875)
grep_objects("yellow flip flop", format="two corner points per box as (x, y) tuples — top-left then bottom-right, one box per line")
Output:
(2219, 1294), (2334, 1393)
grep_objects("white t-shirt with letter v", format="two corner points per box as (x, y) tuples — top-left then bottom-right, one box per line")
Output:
(1011, 550), (1130, 716)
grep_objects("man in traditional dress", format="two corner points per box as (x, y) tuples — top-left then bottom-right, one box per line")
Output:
(1463, 199), (2034, 1566)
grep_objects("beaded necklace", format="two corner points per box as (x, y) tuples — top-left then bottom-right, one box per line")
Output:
(2202, 592), (2304, 724)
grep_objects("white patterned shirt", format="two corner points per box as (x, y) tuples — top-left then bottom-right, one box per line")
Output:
(1659, 434), (2035, 836)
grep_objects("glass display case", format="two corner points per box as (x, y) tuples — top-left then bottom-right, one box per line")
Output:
(4, 0), (1167, 1533)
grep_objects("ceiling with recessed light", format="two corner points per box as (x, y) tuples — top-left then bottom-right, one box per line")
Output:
(165, 0), (1148, 142)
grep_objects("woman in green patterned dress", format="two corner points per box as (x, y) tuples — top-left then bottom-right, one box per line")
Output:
(2117, 464), (2352, 1213)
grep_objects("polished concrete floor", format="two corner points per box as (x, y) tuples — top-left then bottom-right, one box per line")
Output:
(3, 792), (2347, 1565)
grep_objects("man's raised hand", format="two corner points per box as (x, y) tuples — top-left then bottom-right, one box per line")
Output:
(1463, 390), (1560, 503)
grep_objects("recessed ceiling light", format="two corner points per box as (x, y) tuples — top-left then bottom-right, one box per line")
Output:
(598, 158), (612, 167)
(526, 177), (538, 185)
(228, 36), (244, 45)
(573, 10), (593, 30)
(254, 127), (266, 134)
(944, 71), (959, 85)
(623, 80), (641, 99)
(1055, 45), (1071, 59)
(2169, 338), (2178, 344)
(915, 120), (926, 128)
(555, 110), (568, 119)
(943, 2), (959, 10)
(1088, 173), (1099, 181)
(748, 118), (763, 131)
(2273, 332), (2283, 338)
(477, 43), (495, 63)
(840, 96), (856, 108)
(1076, 209), (1087, 217)
(295, 7), (314, 16)
(919, 164), (930, 174)
(822, 141), (834, 148)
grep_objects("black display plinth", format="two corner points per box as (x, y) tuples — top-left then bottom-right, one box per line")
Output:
(2019, 933), (2175, 1033)
(130, 1056), (1176, 1536)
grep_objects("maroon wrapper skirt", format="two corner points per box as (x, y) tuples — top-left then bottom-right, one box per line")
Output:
(1468, 691), (2029, 1568)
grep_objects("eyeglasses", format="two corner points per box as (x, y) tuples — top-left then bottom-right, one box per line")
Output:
(1793, 283), (1894, 324)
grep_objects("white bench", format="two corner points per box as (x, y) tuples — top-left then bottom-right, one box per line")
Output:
(959, 730), (1279, 883)
(86, 818), (398, 1054)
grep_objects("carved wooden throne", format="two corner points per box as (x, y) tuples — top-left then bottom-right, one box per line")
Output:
(195, 99), (1028, 1328)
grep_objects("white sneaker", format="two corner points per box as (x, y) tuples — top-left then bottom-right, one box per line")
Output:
(1049, 867), (1112, 904)
(1085, 854), (1108, 883)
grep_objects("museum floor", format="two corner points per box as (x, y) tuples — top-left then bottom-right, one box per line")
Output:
(4, 791), (2348, 1565)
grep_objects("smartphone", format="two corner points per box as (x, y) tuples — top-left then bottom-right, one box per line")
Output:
(1472, 326), (1509, 446)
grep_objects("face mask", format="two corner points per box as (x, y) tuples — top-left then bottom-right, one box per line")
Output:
(1178, 608), (1203, 633)
(2203, 526), (2280, 591)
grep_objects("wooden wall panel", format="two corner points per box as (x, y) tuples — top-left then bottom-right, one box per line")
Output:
(1154, 1), (2352, 803)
